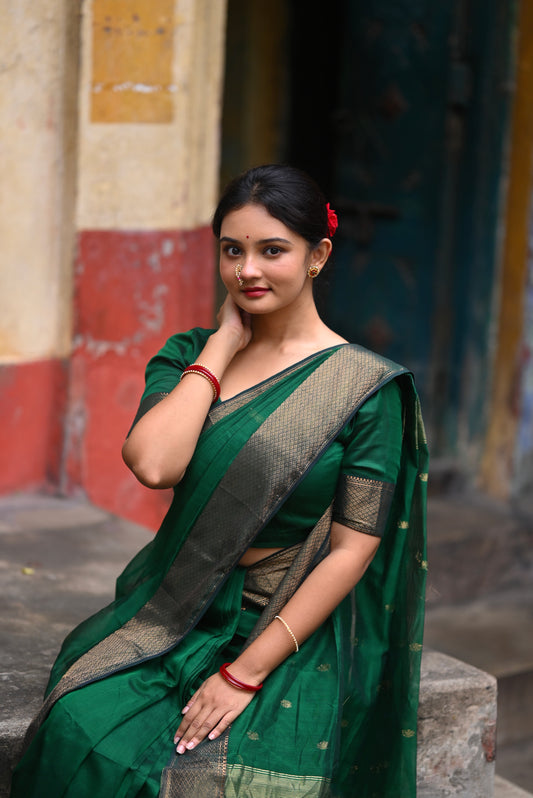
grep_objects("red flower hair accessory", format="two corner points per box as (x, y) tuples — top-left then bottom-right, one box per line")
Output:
(326, 203), (338, 237)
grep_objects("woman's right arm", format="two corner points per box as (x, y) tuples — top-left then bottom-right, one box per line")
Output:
(122, 298), (250, 489)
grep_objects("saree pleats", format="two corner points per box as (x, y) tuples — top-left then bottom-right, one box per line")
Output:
(11, 568), (248, 798)
(11, 341), (427, 798)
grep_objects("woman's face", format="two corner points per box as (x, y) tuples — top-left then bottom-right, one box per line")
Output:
(219, 203), (319, 315)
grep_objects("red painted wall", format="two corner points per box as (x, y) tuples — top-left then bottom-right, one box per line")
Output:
(0, 359), (68, 494)
(63, 226), (216, 530)
(1, 226), (215, 529)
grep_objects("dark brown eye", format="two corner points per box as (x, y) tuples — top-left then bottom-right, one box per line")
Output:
(223, 245), (241, 257)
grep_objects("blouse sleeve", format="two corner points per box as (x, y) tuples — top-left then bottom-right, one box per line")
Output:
(332, 378), (403, 537)
(127, 327), (214, 433)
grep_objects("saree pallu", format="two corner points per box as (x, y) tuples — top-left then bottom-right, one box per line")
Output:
(10, 341), (428, 798)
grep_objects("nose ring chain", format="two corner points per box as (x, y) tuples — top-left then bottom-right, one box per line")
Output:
(235, 263), (244, 286)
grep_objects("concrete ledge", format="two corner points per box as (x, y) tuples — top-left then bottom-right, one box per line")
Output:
(426, 495), (533, 606)
(495, 775), (533, 798)
(425, 588), (533, 749)
(1, 648), (499, 798)
(0, 495), (151, 796)
(418, 650), (497, 798)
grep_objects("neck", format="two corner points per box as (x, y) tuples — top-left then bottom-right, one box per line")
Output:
(249, 296), (326, 350)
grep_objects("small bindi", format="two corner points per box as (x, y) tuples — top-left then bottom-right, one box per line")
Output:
(246, 235), (249, 239)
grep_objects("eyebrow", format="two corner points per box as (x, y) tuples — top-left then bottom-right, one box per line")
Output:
(219, 236), (292, 245)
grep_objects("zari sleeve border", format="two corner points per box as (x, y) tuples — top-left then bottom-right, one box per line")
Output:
(332, 474), (395, 538)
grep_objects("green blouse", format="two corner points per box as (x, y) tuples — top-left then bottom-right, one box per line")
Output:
(254, 380), (401, 546)
(137, 327), (403, 548)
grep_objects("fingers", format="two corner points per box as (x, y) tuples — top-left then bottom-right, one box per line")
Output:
(172, 674), (255, 754)
(174, 708), (233, 754)
(215, 298), (252, 353)
(217, 294), (242, 325)
(205, 714), (233, 741)
(181, 689), (199, 715)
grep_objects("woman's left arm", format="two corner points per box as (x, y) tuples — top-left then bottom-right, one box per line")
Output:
(174, 521), (379, 753)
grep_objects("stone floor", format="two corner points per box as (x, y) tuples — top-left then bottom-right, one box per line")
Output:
(0, 493), (151, 794)
(496, 775), (533, 798)
(425, 492), (533, 794)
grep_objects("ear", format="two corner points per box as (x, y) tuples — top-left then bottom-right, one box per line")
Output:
(309, 238), (333, 271)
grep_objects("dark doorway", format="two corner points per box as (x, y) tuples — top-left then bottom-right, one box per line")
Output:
(220, 0), (514, 462)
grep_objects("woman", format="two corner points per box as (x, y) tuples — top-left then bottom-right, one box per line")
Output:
(11, 165), (428, 798)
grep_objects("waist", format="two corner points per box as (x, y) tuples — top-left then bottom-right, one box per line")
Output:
(240, 542), (303, 611)
(239, 546), (284, 566)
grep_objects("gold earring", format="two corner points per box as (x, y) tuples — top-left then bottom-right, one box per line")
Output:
(307, 265), (320, 278)
(235, 263), (244, 285)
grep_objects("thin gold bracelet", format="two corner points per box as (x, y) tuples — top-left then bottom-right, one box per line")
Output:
(274, 614), (299, 653)
(184, 363), (221, 402)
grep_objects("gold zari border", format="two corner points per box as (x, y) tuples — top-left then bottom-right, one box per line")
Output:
(333, 474), (395, 537)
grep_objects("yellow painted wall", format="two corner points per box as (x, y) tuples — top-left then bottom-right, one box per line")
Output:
(0, 1), (79, 361)
(0, 0), (228, 363)
(91, 0), (175, 124)
(77, 0), (228, 230)
(480, 0), (533, 497)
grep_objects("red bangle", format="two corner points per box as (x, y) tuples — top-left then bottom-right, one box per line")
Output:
(181, 363), (221, 402)
(219, 663), (263, 692)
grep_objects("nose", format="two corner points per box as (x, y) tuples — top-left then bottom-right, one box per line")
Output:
(238, 256), (261, 280)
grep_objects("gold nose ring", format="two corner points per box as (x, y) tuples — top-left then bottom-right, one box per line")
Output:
(235, 263), (244, 286)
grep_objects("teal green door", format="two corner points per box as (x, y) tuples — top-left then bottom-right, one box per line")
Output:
(323, 0), (514, 456)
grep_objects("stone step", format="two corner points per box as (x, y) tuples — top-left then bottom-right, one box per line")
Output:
(425, 588), (533, 793)
(417, 650), (497, 798)
(497, 738), (533, 796)
(0, 495), (152, 795)
(426, 494), (533, 607)
(495, 775), (533, 798)
(425, 589), (533, 748)
(425, 491), (533, 795)
(0, 648), (499, 798)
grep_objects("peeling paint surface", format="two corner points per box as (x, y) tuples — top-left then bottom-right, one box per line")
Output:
(0, 0), (77, 361)
(63, 226), (215, 530)
(91, 0), (175, 123)
(0, 360), (68, 494)
(77, 0), (228, 230)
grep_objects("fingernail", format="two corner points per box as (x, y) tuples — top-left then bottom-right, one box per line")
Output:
(186, 741), (195, 750)
(182, 706), (189, 714)
(208, 732), (216, 740)
(177, 743), (185, 754)
(173, 735), (180, 744)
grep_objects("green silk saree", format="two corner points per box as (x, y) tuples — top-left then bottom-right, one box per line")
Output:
(11, 330), (428, 798)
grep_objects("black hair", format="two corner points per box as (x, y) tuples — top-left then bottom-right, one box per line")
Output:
(212, 164), (330, 250)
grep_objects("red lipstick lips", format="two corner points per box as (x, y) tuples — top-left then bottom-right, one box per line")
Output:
(242, 288), (270, 297)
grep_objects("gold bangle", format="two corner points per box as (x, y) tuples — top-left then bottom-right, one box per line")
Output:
(275, 615), (299, 653)
(183, 363), (221, 402)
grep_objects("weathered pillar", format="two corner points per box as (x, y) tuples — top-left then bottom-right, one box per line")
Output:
(0, 1), (228, 529)
(64, 0), (227, 528)
(0, 1), (79, 494)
